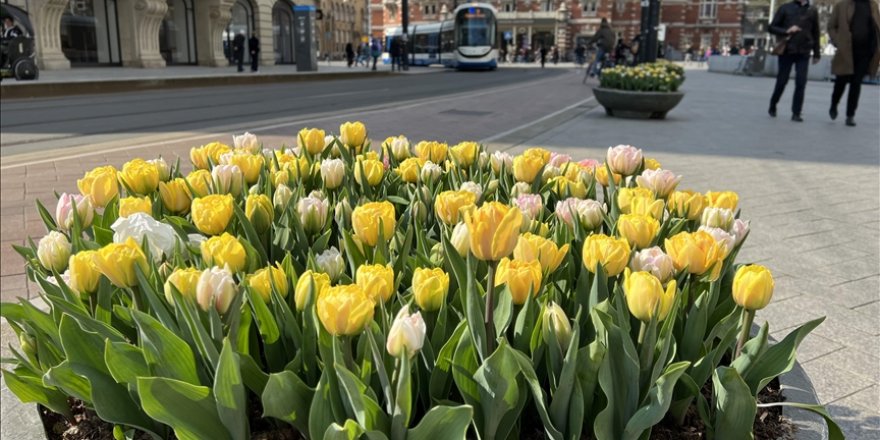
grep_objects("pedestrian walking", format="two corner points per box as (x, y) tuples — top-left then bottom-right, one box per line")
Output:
(827, 0), (880, 126)
(540, 45), (548, 68)
(346, 42), (355, 67)
(390, 37), (401, 71)
(587, 18), (615, 76)
(248, 33), (260, 72)
(233, 32), (245, 72)
(768, 0), (821, 122)
(370, 39), (381, 71)
(552, 46), (559, 64)
(575, 44), (586, 66)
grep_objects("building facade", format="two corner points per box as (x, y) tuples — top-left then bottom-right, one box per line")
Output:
(369, 0), (747, 58)
(317, 0), (369, 58)
(1, 0), (368, 69)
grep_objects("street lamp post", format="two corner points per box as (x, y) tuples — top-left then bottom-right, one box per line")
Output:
(639, 0), (661, 63)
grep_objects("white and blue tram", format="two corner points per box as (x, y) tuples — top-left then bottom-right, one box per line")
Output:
(382, 3), (497, 70)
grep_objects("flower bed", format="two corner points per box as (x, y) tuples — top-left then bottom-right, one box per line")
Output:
(599, 62), (685, 92)
(1, 125), (843, 440)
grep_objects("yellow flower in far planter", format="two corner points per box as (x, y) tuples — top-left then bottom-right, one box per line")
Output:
(317, 284), (375, 336)
(118, 158), (160, 195)
(434, 190), (477, 225)
(623, 268), (677, 322)
(617, 214), (660, 249)
(356, 264), (395, 303)
(159, 178), (192, 214)
(732, 265), (774, 311)
(77, 165), (119, 208)
(512, 154), (543, 184)
(200, 233), (246, 273)
(412, 267), (449, 312)
(414, 141), (448, 164)
(247, 263), (289, 301)
(396, 158), (421, 183)
(664, 230), (725, 281)
(354, 158), (385, 187)
(581, 234), (630, 277)
(464, 202), (523, 261)
(92, 238), (148, 288)
(298, 127), (326, 155)
(450, 141), (479, 167)
(191, 194), (234, 236)
(495, 258), (542, 305)
(119, 196), (152, 218)
(351, 201), (396, 247)
(513, 233), (570, 273)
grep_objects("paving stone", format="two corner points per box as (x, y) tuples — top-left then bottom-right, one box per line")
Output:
(825, 400), (880, 440)
(802, 355), (873, 404)
(770, 329), (843, 364)
(854, 301), (880, 318)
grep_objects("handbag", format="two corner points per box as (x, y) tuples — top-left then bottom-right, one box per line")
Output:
(772, 36), (789, 56)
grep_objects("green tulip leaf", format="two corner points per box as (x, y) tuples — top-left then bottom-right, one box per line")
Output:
(262, 370), (314, 435)
(622, 361), (690, 440)
(42, 360), (92, 404)
(104, 341), (149, 387)
(132, 309), (200, 385)
(3, 368), (72, 419)
(407, 405), (474, 440)
(215, 339), (248, 440)
(473, 341), (528, 440)
(137, 377), (231, 440)
(756, 401), (844, 440)
(712, 366), (756, 440)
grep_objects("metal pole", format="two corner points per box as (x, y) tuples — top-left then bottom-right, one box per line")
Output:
(646, 0), (661, 62)
(638, 0), (650, 63)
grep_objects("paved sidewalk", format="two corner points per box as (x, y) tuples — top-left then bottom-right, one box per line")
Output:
(504, 70), (879, 439)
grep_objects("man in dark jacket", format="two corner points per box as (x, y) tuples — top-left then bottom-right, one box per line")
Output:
(390, 37), (401, 71)
(827, 0), (880, 126)
(248, 33), (260, 72)
(588, 18), (615, 76)
(233, 32), (246, 72)
(767, 0), (821, 121)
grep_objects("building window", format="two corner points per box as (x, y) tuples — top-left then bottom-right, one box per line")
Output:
(504, 2), (514, 11)
(615, 0), (625, 12)
(542, 0), (553, 11)
(700, 33), (712, 49)
(582, 0), (597, 14)
(699, 0), (716, 18)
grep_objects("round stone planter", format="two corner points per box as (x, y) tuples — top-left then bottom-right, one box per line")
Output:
(592, 87), (685, 119)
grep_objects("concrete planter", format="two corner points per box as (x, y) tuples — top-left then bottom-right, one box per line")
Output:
(592, 87), (685, 119)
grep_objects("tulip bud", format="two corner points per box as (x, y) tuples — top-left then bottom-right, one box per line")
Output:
(147, 157), (171, 182)
(335, 198), (353, 228)
(623, 268), (677, 322)
(541, 165), (562, 183)
(542, 302), (572, 350)
(201, 233), (247, 273)
(273, 183), (294, 213)
(356, 264), (394, 303)
(629, 246), (674, 284)
(617, 214), (660, 250)
(494, 258), (542, 305)
(296, 195), (329, 234)
(317, 284), (374, 336)
(606, 144), (643, 176)
(245, 194), (274, 234)
(387, 135), (410, 160)
(386, 305), (427, 359)
(247, 263), (289, 301)
(701, 207), (735, 231)
(450, 222), (470, 257)
(298, 128), (326, 155)
(731, 219), (750, 246)
(68, 250), (101, 294)
(316, 247), (345, 282)
(38, 231), (71, 273)
(430, 243), (445, 267)
(698, 226), (735, 259)
(513, 194), (543, 224)
(295, 270), (331, 311)
(636, 169), (682, 198)
(485, 179), (500, 197)
(159, 179), (192, 214)
(510, 181), (532, 198)
(77, 165), (119, 208)
(351, 201), (396, 247)
(555, 198), (606, 231)
(732, 265), (774, 311)
(56, 193), (95, 232)
(412, 200), (429, 224)
(465, 202), (523, 262)
(197, 266), (238, 314)
(419, 161), (442, 184)
(163, 267), (201, 304)
(233, 132), (261, 154)
(490, 151), (513, 174)
(412, 267), (449, 311)
(320, 158), (345, 190)
(478, 151), (490, 168)
(582, 234), (630, 277)
(119, 158), (161, 196)
(212, 164), (244, 197)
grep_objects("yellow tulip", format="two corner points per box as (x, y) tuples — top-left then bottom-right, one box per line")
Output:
(275, 153), (310, 181)
(617, 214), (660, 249)
(541, 302), (572, 349)
(664, 231), (725, 281)
(317, 284), (375, 336)
(412, 267), (449, 311)
(464, 202), (523, 261)
(224, 152), (264, 185)
(351, 201), (396, 247)
(434, 190), (477, 225)
(163, 267), (201, 304)
(92, 238), (148, 288)
(190, 142), (231, 170)
(185, 169), (212, 198)
(201, 233), (247, 273)
(298, 127), (326, 155)
(732, 265), (774, 311)
(594, 165), (622, 187)
(191, 194), (235, 236)
(247, 263), (289, 301)
(512, 154), (543, 184)
(581, 234), (631, 277)
(295, 270), (331, 311)
(623, 269), (677, 322)
(450, 141), (479, 167)
(356, 264), (395, 303)
(77, 166), (119, 208)
(513, 233), (570, 273)
(495, 258), (543, 305)
(628, 196), (665, 220)
(118, 158), (160, 195)
(414, 141), (448, 164)
(118, 196), (152, 218)
(523, 147), (551, 165)
(644, 158), (662, 170)
(245, 194), (274, 234)
(354, 158), (385, 187)
(68, 251), (100, 294)
(706, 191), (739, 211)
(548, 176), (587, 199)
(396, 158), (421, 183)
(617, 188), (655, 213)
(667, 190), (707, 221)
(340, 121), (368, 151)
(159, 178), (192, 214)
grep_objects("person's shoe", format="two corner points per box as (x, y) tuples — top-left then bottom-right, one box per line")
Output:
(768, 106), (777, 117)
(846, 117), (856, 127)
(829, 106), (838, 120)
(791, 114), (803, 122)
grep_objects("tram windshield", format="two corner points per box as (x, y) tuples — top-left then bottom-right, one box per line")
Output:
(456, 7), (495, 47)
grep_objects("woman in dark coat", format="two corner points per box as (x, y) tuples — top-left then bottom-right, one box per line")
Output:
(345, 42), (355, 67)
(827, 0), (880, 126)
(767, 0), (821, 122)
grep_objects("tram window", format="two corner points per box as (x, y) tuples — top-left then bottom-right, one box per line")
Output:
(456, 9), (496, 47)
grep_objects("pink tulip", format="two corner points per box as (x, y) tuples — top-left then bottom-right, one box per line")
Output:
(606, 145), (643, 176)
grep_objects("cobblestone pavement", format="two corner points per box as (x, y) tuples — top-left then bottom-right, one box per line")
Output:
(500, 70), (879, 439)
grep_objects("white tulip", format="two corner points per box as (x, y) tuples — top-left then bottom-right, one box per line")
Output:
(212, 164), (243, 196)
(321, 158), (345, 189)
(630, 246), (675, 283)
(197, 266), (237, 314)
(450, 222), (470, 257)
(386, 305), (427, 359)
(297, 195), (329, 234)
(111, 213), (177, 263)
(147, 157), (171, 182)
(37, 231), (71, 273)
(316, 246), (345, 282)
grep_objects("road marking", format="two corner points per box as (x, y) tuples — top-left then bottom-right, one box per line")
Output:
(1, 73), (578, 169)
(479, 96), (595, 144)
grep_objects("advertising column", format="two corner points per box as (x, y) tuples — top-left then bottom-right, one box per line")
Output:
(293, 5), (318, 71)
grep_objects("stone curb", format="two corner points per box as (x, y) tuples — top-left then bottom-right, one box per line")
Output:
(0, 70), (396, 100)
